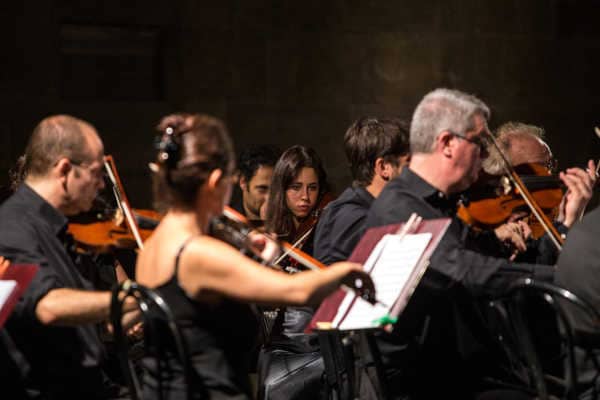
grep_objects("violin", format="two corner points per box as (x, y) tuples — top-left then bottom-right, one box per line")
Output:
(68, 209), (160, 254)
(208, 212), (276, 265)
(274, 191), (334, 269)
(460, 133), (565, 251)
(217, 206), (379, 305)
(68, 155), (161, 254)
(458, 162), (563, 238)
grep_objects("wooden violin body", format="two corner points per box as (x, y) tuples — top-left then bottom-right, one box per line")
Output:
(458, 163), (563, 238)
(68, 155), (161, 254)
(68, 209), (160, 253)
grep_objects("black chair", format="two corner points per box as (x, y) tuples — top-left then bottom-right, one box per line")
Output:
(110, 280), (192, 400)
(317, 329), (389, 400)
(494, 278), (600, 400)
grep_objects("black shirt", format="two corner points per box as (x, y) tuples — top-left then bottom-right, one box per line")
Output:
(555, 206), (600, 398)
(0, 184), (107, 399)
(313, 186), (374, 265)
(365, 167), (554, 295)
(556, 206), (600, 333)
(363, 167), (555, 397)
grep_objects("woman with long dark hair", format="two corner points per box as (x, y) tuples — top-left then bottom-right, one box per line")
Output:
(265, 145), (330, 260)
(135, 113), (373, 400)
(259, 146), (334, 400)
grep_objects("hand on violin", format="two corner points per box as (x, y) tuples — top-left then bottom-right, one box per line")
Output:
(246, 231), (281, 264)
(338, 263), (377, 305)
(494, 221), (532, 259)
(557, 160), (597, 228)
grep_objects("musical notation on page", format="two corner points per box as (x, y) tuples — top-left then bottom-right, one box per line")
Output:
(307, 216), (451, 333)
(333, 232), (432, 330)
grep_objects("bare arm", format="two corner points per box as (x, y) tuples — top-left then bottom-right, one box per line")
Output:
(179, 236), (369, 307)
(36, 288), (137, 326)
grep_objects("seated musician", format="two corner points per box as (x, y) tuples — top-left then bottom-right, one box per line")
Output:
(229, 144), (281, 228)
(135, 113), (372, 400)
(314, 116), (410, 265)
(258, 145), (331, 399)
(363, 89), (577, 398)
(481, 122), (596, 263)
(264, 145), (330, 262)
(0, 115), (137, 399)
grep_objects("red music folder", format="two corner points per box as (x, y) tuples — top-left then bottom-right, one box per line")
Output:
(0, 264), (39, 328)
(307, 217), (451, 332)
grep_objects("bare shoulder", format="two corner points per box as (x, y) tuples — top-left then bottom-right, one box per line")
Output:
(180, 235), (239, 267)
(136, 230), (193, 286)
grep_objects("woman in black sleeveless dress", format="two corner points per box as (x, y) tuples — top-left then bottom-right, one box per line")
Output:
(136, 113), (374, 400)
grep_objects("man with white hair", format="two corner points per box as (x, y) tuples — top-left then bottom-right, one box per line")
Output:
(483, 121), (595, 264)
(364, 89), (561, 399)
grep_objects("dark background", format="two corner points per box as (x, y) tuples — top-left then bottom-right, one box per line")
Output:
(2, 1), (600, 207)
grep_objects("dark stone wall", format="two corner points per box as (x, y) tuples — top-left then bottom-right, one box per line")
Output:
(3, 1), (600, 206)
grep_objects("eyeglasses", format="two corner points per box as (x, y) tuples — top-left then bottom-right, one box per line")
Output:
(450, 132), (489, 155)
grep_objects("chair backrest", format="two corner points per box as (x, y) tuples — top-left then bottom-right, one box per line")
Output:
(110, 280), (192, 400)
(316, 329), (389, 400)
(502, 278), (600, 400)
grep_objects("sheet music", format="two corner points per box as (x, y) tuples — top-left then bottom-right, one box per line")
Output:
(0, 280), (17, 308)
(334, 232), (432, 330)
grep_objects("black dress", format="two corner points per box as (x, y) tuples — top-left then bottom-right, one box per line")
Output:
(141, 239), (259, 400)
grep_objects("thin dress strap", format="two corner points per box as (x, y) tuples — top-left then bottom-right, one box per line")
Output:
(173, 236), (196, 280)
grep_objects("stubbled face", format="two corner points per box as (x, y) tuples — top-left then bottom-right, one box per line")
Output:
(64, 129), (106, 216)
(452, 113), (490, 193)
(241, 165), (273, 220)
(285, 167), (319, 220)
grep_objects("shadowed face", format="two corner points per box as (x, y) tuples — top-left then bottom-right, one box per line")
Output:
(285, 167), (319, 220)
(241, 165), (273, 220)
(64, 128), (106, 215)
(508, 135), (553, 171)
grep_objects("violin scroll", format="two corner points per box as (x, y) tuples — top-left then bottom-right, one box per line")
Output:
(209, 214), (282, 266)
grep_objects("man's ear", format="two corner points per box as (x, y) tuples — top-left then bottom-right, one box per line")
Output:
(437, 131), (454, 157)
(374, 157), (391, 181)
(55, 158), (72, 179)
(239, 175), (248, 191)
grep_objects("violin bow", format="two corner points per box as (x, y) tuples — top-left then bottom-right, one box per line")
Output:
(484, 132), (564, 251)
(104, 155), (145, 249)
(272, 226), (315, 266)
(222, 206), (382, 305)
(223, 205), (325, 270)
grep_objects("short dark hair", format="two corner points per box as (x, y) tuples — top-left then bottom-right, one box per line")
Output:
(265, 145), (329, 237)
(23, 115), (93, 178)
(237, 144), (281, 183)
(344, 117), (410, 186)
(153, 113), (234, 209)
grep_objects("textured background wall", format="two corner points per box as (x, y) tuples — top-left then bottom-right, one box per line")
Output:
(2, 0), (600, 207)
